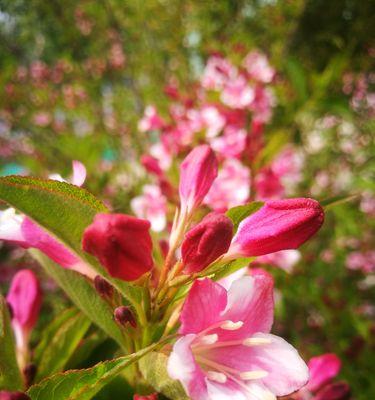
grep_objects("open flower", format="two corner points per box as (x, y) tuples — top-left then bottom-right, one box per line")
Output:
(168, 276), (308, 400)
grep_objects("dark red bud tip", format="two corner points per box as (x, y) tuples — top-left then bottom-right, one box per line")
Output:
(133, 394), (158, 400)
(6, 302), (14, 319)
(0, 392), (31, 400)
(182, 212), (233, 274)
(314, 382), (351, 400)
(94, 275), (114, 299)
(114, 306), (137, 328)
(23, 363), (37, 387)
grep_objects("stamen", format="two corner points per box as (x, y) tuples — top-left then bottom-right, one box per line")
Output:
(240, 370), (268, 380)
(220, 320), (243, 330)
(200, 334), (218, 345)
(243, 337), (272, 346)
(206, 371), (227, 383)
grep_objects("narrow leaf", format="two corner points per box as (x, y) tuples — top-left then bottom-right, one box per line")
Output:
(226, 202), (263, 231)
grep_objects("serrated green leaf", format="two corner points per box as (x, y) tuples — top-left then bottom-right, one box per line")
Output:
(226, 201), (263, 231)
(139, 352), (188, 400)
(35, 308), (91, 381)
(0, 295), (23, 391)
(27, 338), (173, 400)
(31, 250), (125, 349)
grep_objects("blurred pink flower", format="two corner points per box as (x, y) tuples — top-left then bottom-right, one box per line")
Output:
(201, 56), (237, 91)
(204, 159), (250, 211)
(221, 75), (255, 109)
(138, 106), (165, 132)
(32, 112), (51, 127)
(255, 167), (285, 201)
(256, 250), (301, 273)
(346, 251), (375, 274)
(168, 276), (308, 400)
(243, 51), (275, 83)
(131, 185), (167, 232)
(210, 126), (247, 159)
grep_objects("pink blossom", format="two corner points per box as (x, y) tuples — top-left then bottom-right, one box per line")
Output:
(243, 51), (275, 83)
(346, 251), (375, 274)
(256, 250), (301, 273)
(360, 191), (375, 216)
(138, 106), (165, 132)
(210, 126), (247, 159)
(221, 75), (255, 109)
(255, 168), (285, 200)
(228, 198), (324, 258)
(179, 145), (218, 214)
(249, 86), (275, 123)
(149, 142), (172, 171)
(204, 159), (250, 211)
(141, 155), (163, 177)
(168, 276), (308, 400)
(32, 112), (51, 127)
(306, 354), (342, 392)
(49, 160), (87, 187)
(131, 185), (167, 232)
(201, 56), (237, 91)
(200, 105), (226, 138)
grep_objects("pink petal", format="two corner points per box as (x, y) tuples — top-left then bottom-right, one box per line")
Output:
(206, 380), (248, 400)
(0, 209), (26, 245)
(307, 353), (341, 392)
(221, 275), (274, 339)
(168, 334), (209, 400)
(180, 278), (227, 335)
(71, 160), (87, 186)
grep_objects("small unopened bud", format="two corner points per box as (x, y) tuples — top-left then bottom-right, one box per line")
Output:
(23, 363), (37, 387)
(0, 392), (31, 400)
(94, 275), (114, 300)
(314, 382), (351, 400)
(133, 394), (158, 400)
(114, 306), (137, 328)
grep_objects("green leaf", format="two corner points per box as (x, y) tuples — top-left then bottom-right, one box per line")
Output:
(35, 308), (91, 381)
(226, 201), (263, 231)
(285, 57), (308, 103)
(212, 257), (253, 281)
(139, 352), (188, 400)
(320, 194), (359, 209)
(27, 339), (173, 400)
(31, 250), (125, 348)
(0, 295), (23, 391)
(0, 176), (107, 274)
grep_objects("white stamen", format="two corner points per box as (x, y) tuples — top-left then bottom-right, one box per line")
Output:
(207, 371), (227, 383)
(243, 337), (272, 347)
(240, 370), (268, 380)
(200, 334), (218, 345)
(220, 320), (243, 330)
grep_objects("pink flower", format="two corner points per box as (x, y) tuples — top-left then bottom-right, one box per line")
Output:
(256, 250), (301, 273)
(243, 51), (275, 83)
(49, 160), (87, 187)
(133, 394), (157, 400)
(204, 159), (250, 211)
(168, 276), (308, 399)
(0, 391), (31, 400)
(179, 145), (218, 214)
(249, 86), (275, 123)
(200, 105), (226, 138)
(221, 75), (255, 109)
(306, 354), (342, 392)
(255, 167), (285, 200)
(6, 270), (42, 369)
(82, 213), (153, 281)
(346, 251), (375, 274)
(131, 185), (167, 232)
(228, 198), (324, 258)
(140, 155), (163, 177)
(210, 126), (247, 159)
(201, 56), (237, 91)
(181, 213), (233, 273)
(138, 106), (165, 132)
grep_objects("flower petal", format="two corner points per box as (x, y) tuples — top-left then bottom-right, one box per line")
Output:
(180, 278), (227, 335)
(306, 353), (341, 392)
(71, 160), (87, 186)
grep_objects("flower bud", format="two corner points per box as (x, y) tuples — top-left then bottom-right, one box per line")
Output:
(181, 213), (233, 273)
(114, 306), (137, 328)
(94, 275), (114, 300)
(0, 392), (30, 400)
(23, 363), (37, 387)
(314, 382), (351, 400)
(6, 270), (42, 334)
(133, 394), (158, 400)
(179, 145), (218, 213)
(307, 353), (341, 392)
(141, 154), (163, 177)
(228, 198), (324, 257)
(83, 213), (153, 281)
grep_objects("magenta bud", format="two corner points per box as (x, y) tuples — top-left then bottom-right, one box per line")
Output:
(23, 363), (37, 387)
(94, 275), (114, 300)
(83, 213), (153, 282)
(229, 198), (324, 257)
(114, 306), (137, 328)
(0, 392), (31, 400)
(141, 155), (163, 177)
(314, 382), (351, 400)
(133, 394), (158, 400)
(179, 145), (218, 213)
(181, 213), (233, 273)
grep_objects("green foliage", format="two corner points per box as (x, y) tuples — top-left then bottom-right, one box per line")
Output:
(226, 201), (263, 231)
(0, 295), (23, 391)
(34, 308), (91, 381)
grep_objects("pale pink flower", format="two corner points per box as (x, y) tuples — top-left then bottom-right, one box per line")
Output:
(243, 51), (275, 83)
(49, 160), (87, 186)
(249, 86), (275, 123)
(168, 276), (309, 400)
(221, 75), (255, 109)
(200, 105), (226, 138)
(149, 142), (173, 171)
(33, 112), (51, 127)
(138, 106), (165, 132)
(201, 56), (237, 91)
(210, 126), (247, 159)
(256, 250), (301, 273)
(360, 191), (375, 216)
(131, 185), (167, 232)
(204, 159), (250, 211)
(346, 251), (375, 274)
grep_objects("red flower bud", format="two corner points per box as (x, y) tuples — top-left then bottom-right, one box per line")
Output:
(23, 363), (37, 387)
(141, 155), (163, 177)
(114, 306), (137, 328)
(179, 145), (218, 213)
(0, 392), (30, 400)
(83, 214), (153, 281)
(182, 213), (233, 273)
(133, 394), (158, 400)
(94, 275), (114, 300)
(314, 382), (351, 400)
(228, 198), (324, 257)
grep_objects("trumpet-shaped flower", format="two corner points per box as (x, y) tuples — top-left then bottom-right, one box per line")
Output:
(168, 276), (308, 400)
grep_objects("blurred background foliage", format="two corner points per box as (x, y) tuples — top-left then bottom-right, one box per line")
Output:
(0, 0), (374, 398)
